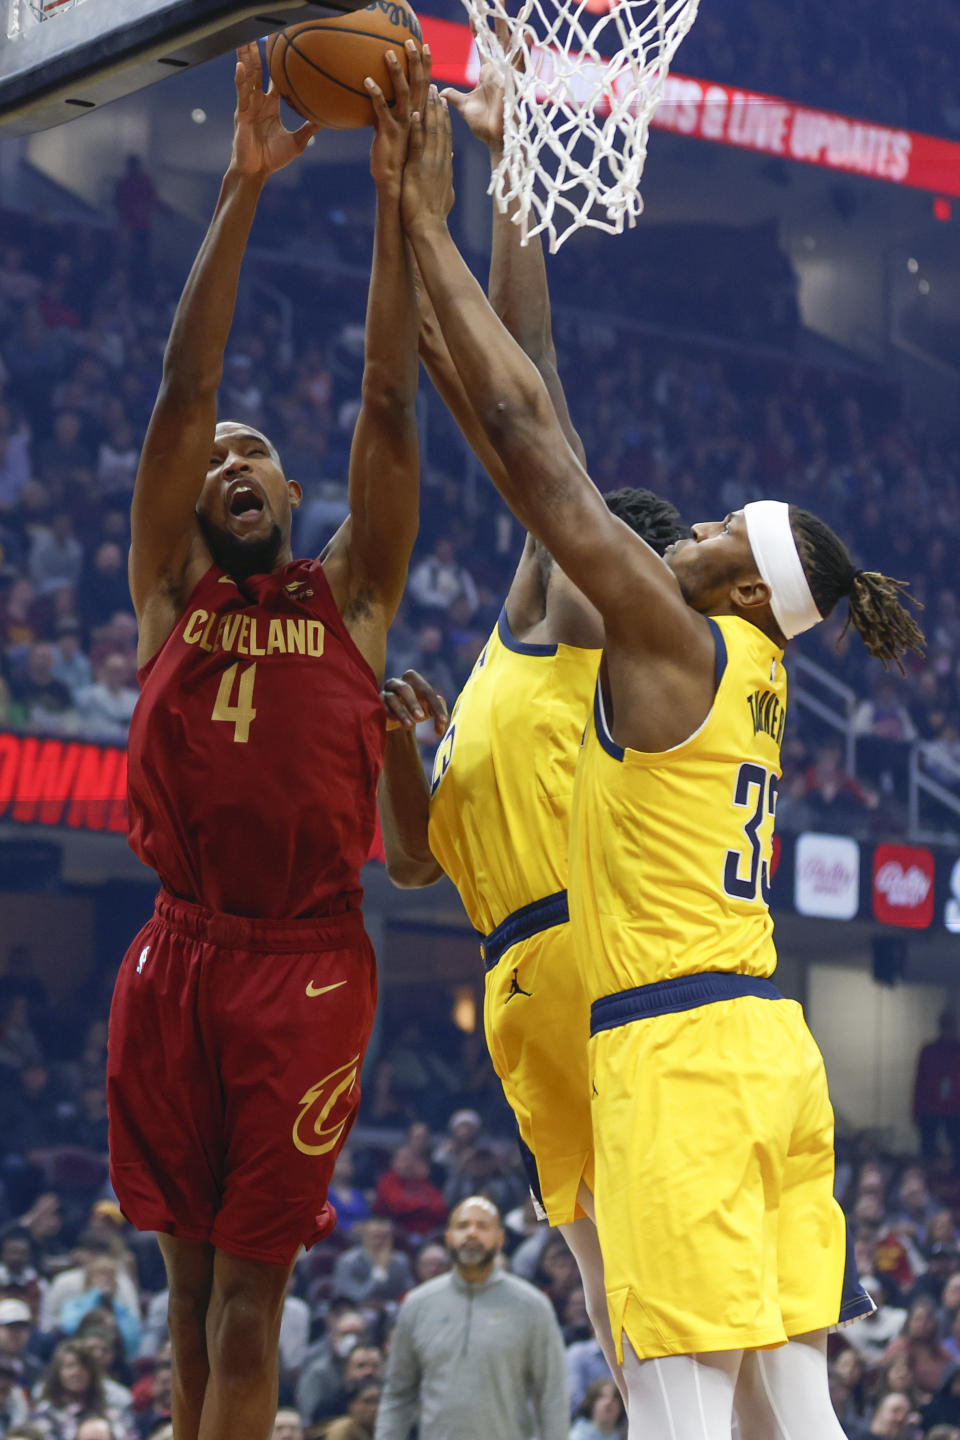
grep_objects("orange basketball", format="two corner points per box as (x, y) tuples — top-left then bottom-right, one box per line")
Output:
(267, 2), (423, 131)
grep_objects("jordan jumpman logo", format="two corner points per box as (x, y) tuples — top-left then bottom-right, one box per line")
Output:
(505, 967), (533, 1002)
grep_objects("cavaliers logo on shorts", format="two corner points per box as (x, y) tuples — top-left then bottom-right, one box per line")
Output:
(293, 1055), (361, 1156)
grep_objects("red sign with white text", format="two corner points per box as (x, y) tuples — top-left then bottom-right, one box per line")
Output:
(420, 16), (960, 199)
(872, 843), (935, 928)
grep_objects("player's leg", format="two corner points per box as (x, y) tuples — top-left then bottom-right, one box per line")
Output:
(560, 1181), (626, 1403)
(621, 1337), (741, 1440)
(590, 997), (809, 1440)
(733, 1330), (847, 1439)
(763, 1018), (862, 1440)
(110, 913), (223, 1440)
(559, 1213), (626, 1404)
(199, 1248), (293, 1440)
(201, 914), (376, 1439)
(157, 1234), (215, 1440)
(488, 938), (623, 1394)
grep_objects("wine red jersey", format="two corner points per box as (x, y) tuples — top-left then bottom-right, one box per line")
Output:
(127, 558), (385, 919)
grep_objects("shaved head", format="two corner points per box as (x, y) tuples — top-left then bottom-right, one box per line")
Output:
(446, 1195), (503, 1281)
(450, 1195), (499, 1225)
(215, 420), (283, 472)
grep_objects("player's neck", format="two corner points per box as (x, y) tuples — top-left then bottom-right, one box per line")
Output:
(220, 545), (296, 583)
(710, 602), (787, 649)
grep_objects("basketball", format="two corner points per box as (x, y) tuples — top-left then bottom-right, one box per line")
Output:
(267, 2), (423, 131)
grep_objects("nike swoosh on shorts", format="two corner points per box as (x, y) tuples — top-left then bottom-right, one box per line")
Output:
(305, 979), (348, 998)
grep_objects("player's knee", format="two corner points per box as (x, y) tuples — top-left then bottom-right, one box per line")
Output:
(208, 1289), (281, 1378)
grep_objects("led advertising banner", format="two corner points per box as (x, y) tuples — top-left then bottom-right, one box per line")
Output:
(419, 16), (960, 199)
(0, 732), (128, 833)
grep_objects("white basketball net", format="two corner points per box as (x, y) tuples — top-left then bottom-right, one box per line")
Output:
(466, 0), (700, 251)
(6, 0), (87, 38)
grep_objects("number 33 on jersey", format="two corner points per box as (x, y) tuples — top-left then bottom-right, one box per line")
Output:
(570, 615), (787, 997)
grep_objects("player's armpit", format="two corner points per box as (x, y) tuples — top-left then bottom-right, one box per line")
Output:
(502, 534), (548, 636)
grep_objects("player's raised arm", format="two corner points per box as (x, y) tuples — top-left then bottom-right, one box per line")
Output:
(416, 255), (510, 489)
(322, 43), (427, 676)
(419, 60), (585, 632)
(401, 94), (703, 663)
(130, 44), (317, 635)
(419, 54), (584, 485)
(445, 43), (586, 469)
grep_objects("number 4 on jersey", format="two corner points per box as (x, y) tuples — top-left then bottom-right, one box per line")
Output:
(723, 762), (778, 903)
(212, 662), (257, 743)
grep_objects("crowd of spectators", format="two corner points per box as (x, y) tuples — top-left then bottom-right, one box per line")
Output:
(3, 174), (957, 839)
(419, 0), (960, 140)
(677, 0), (960, 140)
(5, 947), (960, 1440)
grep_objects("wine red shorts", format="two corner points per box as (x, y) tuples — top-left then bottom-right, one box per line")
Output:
(107, 889), (376, 1267)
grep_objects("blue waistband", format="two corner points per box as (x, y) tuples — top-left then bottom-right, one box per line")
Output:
(480, 891), (570, 970)
(590, 972), (782, 1035)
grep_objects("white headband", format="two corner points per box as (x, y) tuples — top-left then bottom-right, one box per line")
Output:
(743, 501), (822, 640)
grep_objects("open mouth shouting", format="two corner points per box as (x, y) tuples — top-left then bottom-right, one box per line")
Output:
(226, 479), (267, 530)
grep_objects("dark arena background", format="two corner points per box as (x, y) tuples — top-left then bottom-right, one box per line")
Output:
(0, 1), (959, 1436)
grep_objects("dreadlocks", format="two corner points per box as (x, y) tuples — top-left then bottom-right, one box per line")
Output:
(790, 507), (925, 673)
(534, 486), (684, 579)
(603, 487), (685, 558)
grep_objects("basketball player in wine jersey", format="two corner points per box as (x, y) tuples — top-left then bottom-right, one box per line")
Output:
(106, 42), (429, 1440)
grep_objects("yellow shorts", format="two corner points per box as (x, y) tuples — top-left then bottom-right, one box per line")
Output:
(483, 916), (594, 1227)
(589, 979), (847, 1361)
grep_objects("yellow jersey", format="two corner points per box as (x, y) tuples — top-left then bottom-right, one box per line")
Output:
(570, 615), (785, 997)
(428, 608), (601, 936)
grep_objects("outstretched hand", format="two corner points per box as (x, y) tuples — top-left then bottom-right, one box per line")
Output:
(382, 671), (449, 735)
(401, 87), (456, 235)
(231, 42), (320, 180)
(441, 20), (519, 153)
(441, 64), (504, 152)
(368, 41), (432, 192)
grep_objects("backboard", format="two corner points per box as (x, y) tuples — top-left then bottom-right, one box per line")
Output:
(1, 0), (371, 134)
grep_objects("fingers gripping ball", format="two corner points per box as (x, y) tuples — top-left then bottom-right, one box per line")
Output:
(267, 1), (423, 130)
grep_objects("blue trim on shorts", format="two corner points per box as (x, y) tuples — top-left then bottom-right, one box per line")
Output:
(497, 605), (559, 657)
(839, 1218), (876, 1324)
(590, 971), (783, 1034)
(481, 891), (570, 970)
(515, 1127), (545, 1212)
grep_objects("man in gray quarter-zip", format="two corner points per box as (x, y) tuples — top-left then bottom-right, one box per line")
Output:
(374, 1196), (569, 1440)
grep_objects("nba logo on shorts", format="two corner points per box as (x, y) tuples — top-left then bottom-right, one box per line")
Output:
(137, 945), (150, 974)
